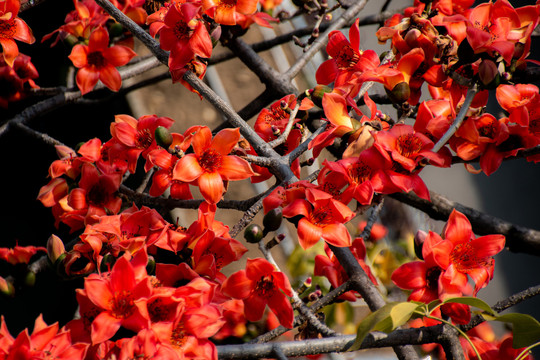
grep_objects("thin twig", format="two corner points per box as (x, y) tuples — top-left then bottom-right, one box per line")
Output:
(390, 190), (540, 256)
(267, 102), (301, 148)
(432, 84), (478, 153)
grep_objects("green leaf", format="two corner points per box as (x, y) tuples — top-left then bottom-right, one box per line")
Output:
(349, 302), (421, 351)
(493, 313), (540, 348)
(442, 296), (497, 316)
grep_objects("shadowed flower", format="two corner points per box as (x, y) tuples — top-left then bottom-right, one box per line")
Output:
(68, 27), (136, 94)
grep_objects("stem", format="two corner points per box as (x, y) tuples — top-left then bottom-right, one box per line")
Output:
(514, 341), (539, 360)
(432, 84), (478, 153)
(426, 315), (476, 360)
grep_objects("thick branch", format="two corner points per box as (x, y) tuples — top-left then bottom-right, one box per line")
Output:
(390, 191), (540, 256)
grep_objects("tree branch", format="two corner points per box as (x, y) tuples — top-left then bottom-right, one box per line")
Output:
(390, 190), (540, 256)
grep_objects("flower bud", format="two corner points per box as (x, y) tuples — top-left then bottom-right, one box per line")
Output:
(155, 126), (173, 149)
(100, 253), (117, 273)
(385, 82), (410, 104)
(109, 22), (124, 38)
(414, 230), (428, 260)
(211, 26), (222, 48)
(244, 224), (264, 243)
(47, 234), (66, 264)
(404, 28), (421, 48)
(479, 59), (499, 88)
(24, 271), (36, 287)
(0, 277), (14, 297)
(146, 256), (156, 275)
(309, 85), (332, 108)
(263, 208), (283, 233)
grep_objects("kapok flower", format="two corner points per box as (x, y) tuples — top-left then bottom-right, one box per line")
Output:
(149, 3), (212, 72)
(68, 27), (136, 94)
(0, 245), (46, 265)
(374, 124), (450, 172)
(82, 254), (152, 344)
(0, 0), (35, 67)
(222, 258), (294, 328)
(172, 127), (254, 204)
(202, 0), (258, 26)
(282, 188), (354, 249)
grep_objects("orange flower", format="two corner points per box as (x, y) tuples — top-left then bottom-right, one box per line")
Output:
(172, 127), (254, 204)
(68, 27), (136, 94)
(282, 188), (354, 250)
(202, 0), (258, 25)
(0, 0), (35, 67)
(222, 258), (294, 328)
(82, 254), (152, 344)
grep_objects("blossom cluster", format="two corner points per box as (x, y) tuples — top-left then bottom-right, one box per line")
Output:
(1, 0), (539, 358)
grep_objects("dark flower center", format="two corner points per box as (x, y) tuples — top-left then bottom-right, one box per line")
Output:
(87, 51), (106, 68)
(199, 148), (223, 172)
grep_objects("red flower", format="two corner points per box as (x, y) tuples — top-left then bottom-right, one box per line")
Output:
(202, 0), (258, 26)
(172, 127), (254, 204)
(149, 3), (212, 72)
(68, 27), (136, 94)
(282, 188), (354, 249)
(222, 258), (294, 328)
(374, 124), (450, 172)
(0, 0), (35, 67)
(82, 254), (152, 344)
(109, 113), (174, 173)
(0, 245), (46, 265)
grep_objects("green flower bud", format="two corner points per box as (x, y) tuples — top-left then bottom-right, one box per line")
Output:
(263, 208), (283, 233)
(244, 224), (264, 243)
(155, 126), (173, 149)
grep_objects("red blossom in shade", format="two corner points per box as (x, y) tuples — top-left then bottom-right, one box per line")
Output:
(282, 188), (354, 250)
(82, 254), (152, 344)
(0, 53), (39, 108)
(202, 0), (258, 26)
(496, 84), (540, 127)
(172, 127), (255, 204)
(222, 258), (294, 328)
(149, 3), (212, 72)
(68, 27), (136, 94)
(0, 0), (35, 67)
(0, 245), (46, 265)
(109, 113), (175, 173)
(42, 0), (110, 46)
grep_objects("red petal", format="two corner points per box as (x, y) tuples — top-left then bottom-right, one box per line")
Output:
(297, 218), (323, 250)
(103, 45), (136, 67)
(391, 261), (427, 290)
(172, 154), (204, 182)
(444, 210), (472, 245)
(219, 156), (254, 180)
(91, 312), (122, 344)
(99, 65), (122, 92)
(211, 128), (240, 155)
(321, 223), (352, 247)
(76, 67), (99, 95)
(198, 171), (224, 204)
(246, 258), (275, 279)
(267, 292), (294, 329)
(88, 27), (109, 52)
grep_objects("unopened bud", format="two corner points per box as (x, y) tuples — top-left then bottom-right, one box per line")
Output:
(24, 271), (36, 287)
(478, 59), (499, 88)
(263, 208), (283, 233)
(414, 230), (428, 260)
(386, 82), (410, 104)
(309, 85), (332, 108)
(146, 256), (156, 275)
(155, 126), (173, 149)
(312, 28), (319, 38)
(244, 224), (264, 244)
(47, 234), (66, 264)
(100, 253), (117, 273)
(0, 277), (14, 297)
(404, 28), (421, 48)
(109, 22), (124, 38)
(211, 26), (222, 47)
(325, 14), (332, 21)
